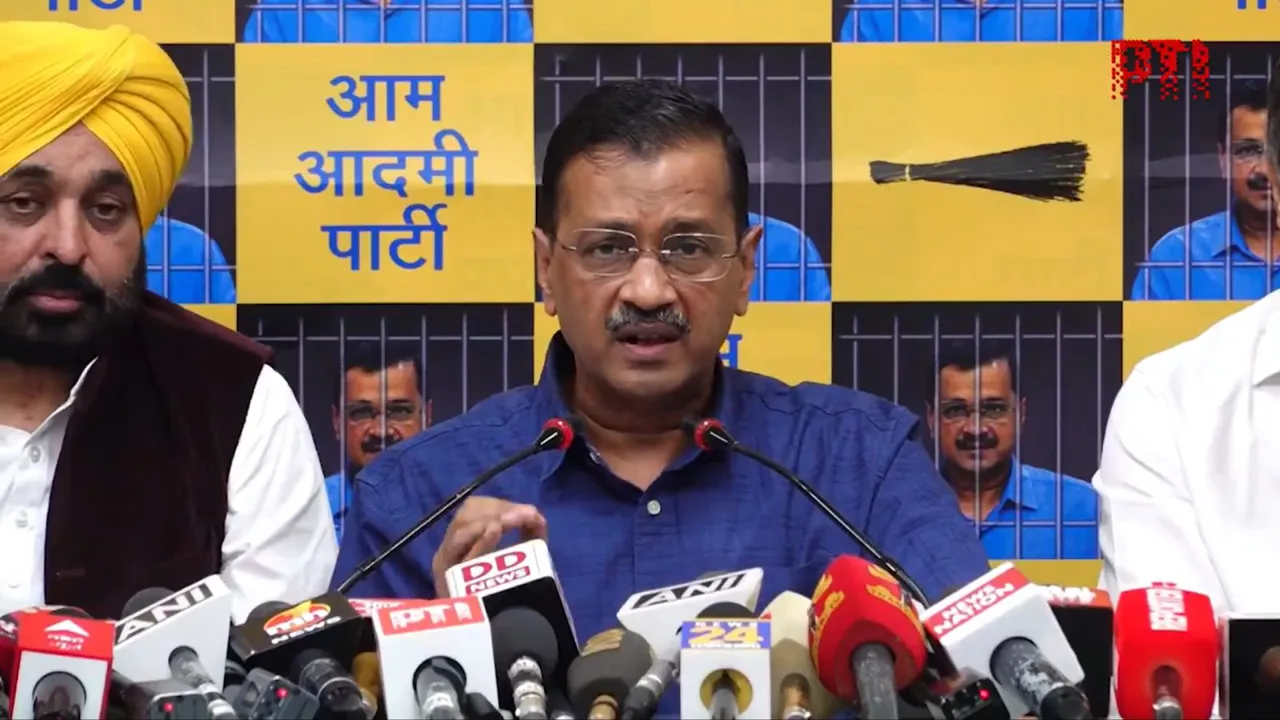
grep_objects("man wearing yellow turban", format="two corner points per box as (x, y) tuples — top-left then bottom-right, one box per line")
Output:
(0, 22), (337, 622)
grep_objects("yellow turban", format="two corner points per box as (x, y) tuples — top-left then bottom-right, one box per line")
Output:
(0, 21), (192, 231)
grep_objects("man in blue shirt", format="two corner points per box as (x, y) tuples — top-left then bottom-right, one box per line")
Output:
(144, 216), (235, 304)
(1132, 82), (1280, 300)
(925, 340), (1098, 559)
(333, 79), (990, 716)
(748, 212), (830, 301)
(325, 344), (430, 541)
(838, 0), (1122, 42)
(241, 0), (533, 43)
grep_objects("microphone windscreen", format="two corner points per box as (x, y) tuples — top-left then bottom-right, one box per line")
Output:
(1114, 586), (1217, 720)
(48, 607), (92, 619)
(491, 606), (560, 672)
(698, 602), (753, 620)
(121, 587), (175, 617)
(566, 629), (653, 712)
(761, 591), (841, 718)
(245, 601), (292, 624)
(811, 555), (927, 701)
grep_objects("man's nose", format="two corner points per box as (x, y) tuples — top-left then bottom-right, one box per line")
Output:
(43, 204), (90, 267)
(616, 253), (679, 309)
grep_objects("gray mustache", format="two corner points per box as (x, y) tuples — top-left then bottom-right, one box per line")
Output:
(605, 305), (690, 335)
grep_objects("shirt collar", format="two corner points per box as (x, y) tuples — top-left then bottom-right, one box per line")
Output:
(996, 460), (1042, 511)
(1205, 210), (1252, 259)
(532, 332), (743, 474)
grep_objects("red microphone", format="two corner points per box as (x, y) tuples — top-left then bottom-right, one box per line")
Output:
(336, 416), (580, 594)
(809, 555), (927, 719)
(1114, 584), (1217, 720)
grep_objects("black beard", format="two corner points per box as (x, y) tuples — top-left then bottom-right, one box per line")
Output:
(0, 256), (144, 373)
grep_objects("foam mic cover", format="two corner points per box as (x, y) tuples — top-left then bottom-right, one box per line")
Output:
(491, 606), (560, 713)
(760, 591), (841, 719)
(1114, 585), (1217, 720)
(810, 555), (927, 700)
(566, 628), (653, 718)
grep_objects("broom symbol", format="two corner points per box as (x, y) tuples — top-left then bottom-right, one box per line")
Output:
(868, 141), (1091, 202)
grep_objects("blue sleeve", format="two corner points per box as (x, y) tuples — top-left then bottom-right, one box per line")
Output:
(837, 9), (856, 42)
(1130, 268), (1152, 300)
(330, 460), (439, 599)
(205, 238), (237, 304)
(864, 416), (991, 603)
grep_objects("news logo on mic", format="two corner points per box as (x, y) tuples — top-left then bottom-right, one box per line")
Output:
(373, 596), (500, 718)
(444, 539), (578, 690)
(679, 618), (772, 719)
(113, 575), (233, 690)
(10, 612), (114, 720)
(231, 591), (364, 678)
(616, 568), (764, 658)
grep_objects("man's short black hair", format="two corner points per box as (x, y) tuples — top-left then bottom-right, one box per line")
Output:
(1219, 79), (1268, 144)
(334, 343), (426, 403)
(538, 78), (750, 238)
(926, 339), (1019, 406)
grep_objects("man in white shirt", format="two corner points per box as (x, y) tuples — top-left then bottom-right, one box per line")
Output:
(1097, 286), (1280, 612)
(0, 21), (336, 621)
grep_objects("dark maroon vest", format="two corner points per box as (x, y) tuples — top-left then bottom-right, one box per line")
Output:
(42, 294), (271, 620)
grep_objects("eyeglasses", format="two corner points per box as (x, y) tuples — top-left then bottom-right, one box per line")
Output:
(559, 228), (739, 282)
(346, 401), (417, 423)
(937, 401), (1014, 424)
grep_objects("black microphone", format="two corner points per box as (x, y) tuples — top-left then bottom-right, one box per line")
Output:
(683, 417), (929, 607)
(490, 607), (561, 720)
(229, 668), (319, 720)
(336, 417), (580, 594)
(567, 629), (653, 720)
(290, 648), (373, 720)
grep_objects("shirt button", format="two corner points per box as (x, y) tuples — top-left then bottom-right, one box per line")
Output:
(13, 511), (27, 529)
(646, 499), (662, 516)
(27, 446), (41, 463)
(588, 450), (602, 465)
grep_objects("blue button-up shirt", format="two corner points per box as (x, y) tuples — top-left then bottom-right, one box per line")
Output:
(1131, 210), (1280, 300)
(333, 334), (990, 716)
(242, 0), (533, 43)
(975, 463), (1098, 560)
(144, 217), (236, 304)
(838, 0), (1122, 42)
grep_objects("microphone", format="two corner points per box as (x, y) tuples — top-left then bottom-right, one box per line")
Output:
(810, 555), (927, 720)
(9, 610), (114, 720)
(678, 601), (771, 719)
(489, 606), (561, 720)
(683, 418), (929, 607)
(336, 417), (579, 594)
(617, 567), (767, 720)
(444, 539), (579, 696)
(112, 577), (233, 688)
(111, 672), (213, 719)
(291, 647), (375, 720)
(920, 563), (1087, 720)
(1114, 585), (1217, 720)
(228, 667), (319, 720)
(616, 569), (764, 660)
(0, 678), (8, 720)
(758, 592), (840, 719)
(566, 628), (653, 720)
(1044, 585), (1114, 718)
(230, 593), (364, 683)
(547, 688), (574, 720)
(370, 596), (499, 719)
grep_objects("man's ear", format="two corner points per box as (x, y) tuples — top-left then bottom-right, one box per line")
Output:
(734, 224), (762, 316)
(534, 227), (557, 317)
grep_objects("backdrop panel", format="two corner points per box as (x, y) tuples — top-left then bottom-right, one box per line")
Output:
(534, 0), (830, 44)
(1125, 0), (1279, 41)
(1122, 301), (1249, 377)
(235, 44), (535, 304)
(4, 0), (235, 43)
(832, 43), (1123, 302)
